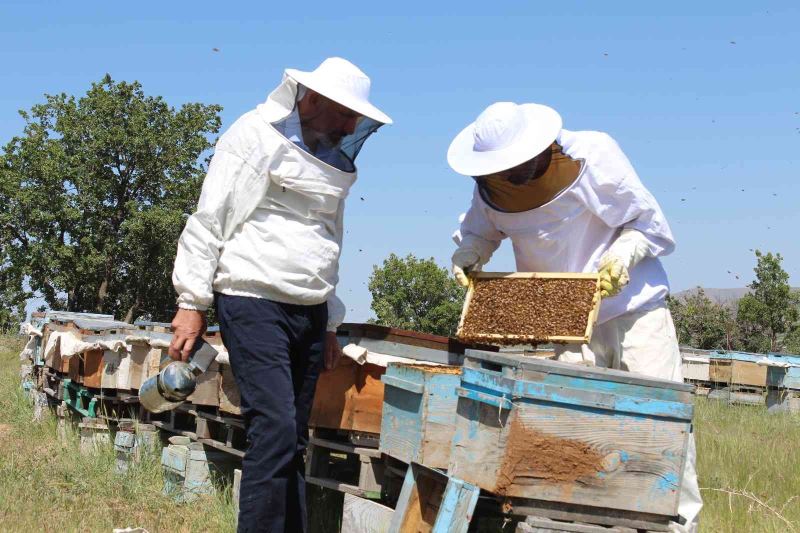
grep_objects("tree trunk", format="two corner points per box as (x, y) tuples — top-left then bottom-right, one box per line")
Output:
(68, 288), (77, 312)
(96, 253), (115, 313)
(96, 278), (108, 313)
(123, 298), (140, 324)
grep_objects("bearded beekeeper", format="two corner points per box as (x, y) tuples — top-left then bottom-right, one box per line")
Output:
(168, 58), (391, 533)
(448, 102), (701, 532)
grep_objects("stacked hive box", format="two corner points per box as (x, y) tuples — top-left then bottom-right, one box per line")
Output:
(379, 363), (463, 470)
(708, 353), (767, 390)
(448, 349), (695, 530)
(309, 323), (488, 437)
(765, 353), (800, 413)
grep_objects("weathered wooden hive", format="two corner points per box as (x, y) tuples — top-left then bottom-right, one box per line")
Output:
(379, 362), (463, 469)
(309, 323), (494, 437)
(448, 349), (695, 530)
(708, 352), (767, 389)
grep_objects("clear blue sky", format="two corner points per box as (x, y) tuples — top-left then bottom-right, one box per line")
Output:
(2, 1), (798, 322)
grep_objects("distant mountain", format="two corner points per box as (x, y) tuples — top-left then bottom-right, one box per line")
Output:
(671, 287), (750, 307)
(671, 287), (800, 308)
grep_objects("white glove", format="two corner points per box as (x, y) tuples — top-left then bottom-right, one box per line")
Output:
(452, 249), (481, 288)
(598, 229), (652, 298)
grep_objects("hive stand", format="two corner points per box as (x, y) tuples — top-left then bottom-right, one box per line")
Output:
(233, 468), (242, 528)
(114, 419), (158, 473)
(78, 417), (111, 454)
(516, 516), (636, 532)
(146, 404), (247, 458)
(766, 387), (800, 413)
(305, 429), (385, 500)
(161, 442), (238, 503)
(62, 379), (99, 418)
(707, 387), (764, 406)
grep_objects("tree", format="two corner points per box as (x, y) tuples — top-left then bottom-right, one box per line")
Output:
(368, 253), (466, 336)
(667, 288), (736, 350)
(0, 75), (222, 322)
(736, 251), (800, 353)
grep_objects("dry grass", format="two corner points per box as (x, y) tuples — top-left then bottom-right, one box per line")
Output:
(2, 335), (799, 532)
(694, 397), (800, 532)
(0, 337), (236, 532)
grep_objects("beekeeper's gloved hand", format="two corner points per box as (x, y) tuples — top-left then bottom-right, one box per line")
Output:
(598, 228), (652, 298)
(598, 255), (629, 297)
(452, 249), (481, 287)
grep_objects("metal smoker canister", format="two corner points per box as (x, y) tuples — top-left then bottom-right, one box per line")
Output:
(140, 340), (218, 413)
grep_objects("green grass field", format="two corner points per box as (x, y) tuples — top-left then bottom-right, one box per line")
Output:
(1, 335), (798, 532)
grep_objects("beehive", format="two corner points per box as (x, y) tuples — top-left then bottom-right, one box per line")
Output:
(309, 323), (497, 436)
(449, 350), (695, 528)
(457, 272), (601, 345)
(708, 354), (767, 388)
(379, 363), (462, 469)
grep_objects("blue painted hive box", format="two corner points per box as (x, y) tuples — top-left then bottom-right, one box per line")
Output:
(380, 363), (462, 469)
(448, 349), (695, 528)
(766, 354), (800, 390)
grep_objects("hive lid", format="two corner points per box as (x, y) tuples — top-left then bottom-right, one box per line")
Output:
(336, 322), (498, 365)
(46, 311), (115, 322)
(52, 317), (133, 331)
(709, 351), (769, 363)
(465, 349), (696, 393)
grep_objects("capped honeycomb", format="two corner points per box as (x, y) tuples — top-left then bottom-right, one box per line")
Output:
(457, 276), (599, 345)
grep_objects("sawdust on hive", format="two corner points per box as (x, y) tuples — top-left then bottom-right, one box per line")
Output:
(458, 277), (597, 345)
(399, 363), (463, 375)
(494, 418), (604, 495)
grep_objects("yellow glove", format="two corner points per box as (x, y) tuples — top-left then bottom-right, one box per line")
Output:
(453, 264), (471, 287)
(598, 254), (630, 298)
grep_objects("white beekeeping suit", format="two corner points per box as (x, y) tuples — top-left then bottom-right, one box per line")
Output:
(172, 59), (390, 332)
(448, 102), (701, 532)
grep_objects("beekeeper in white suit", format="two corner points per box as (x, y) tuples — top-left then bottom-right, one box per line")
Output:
(169, 58), (391, 533)
(448, 102), (701, 532)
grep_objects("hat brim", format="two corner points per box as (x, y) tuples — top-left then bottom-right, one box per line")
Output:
(447, 104), (562, 177)
(285, 68), (393, 125)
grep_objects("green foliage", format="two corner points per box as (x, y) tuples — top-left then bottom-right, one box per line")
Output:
(0, 75), (222, 322)
(368, 253), (465, 336)
(667, 288), (736, 350)
(736, 251), (800, 353)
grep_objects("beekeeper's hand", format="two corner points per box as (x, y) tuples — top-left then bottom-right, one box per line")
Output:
(598, 254), (630, 298)
(452, 249), (481, 287)
(169, 308), (207, 362)
(323, 331), (343, 371)
(597, 228), (654, 298)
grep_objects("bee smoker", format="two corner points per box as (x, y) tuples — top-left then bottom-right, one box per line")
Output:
(139, 339), (218, 413)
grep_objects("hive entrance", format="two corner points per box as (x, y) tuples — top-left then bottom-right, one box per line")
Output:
(456, 273), (600, 345)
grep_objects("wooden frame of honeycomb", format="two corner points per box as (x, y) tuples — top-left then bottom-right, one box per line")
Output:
(456, 272), (602, 345)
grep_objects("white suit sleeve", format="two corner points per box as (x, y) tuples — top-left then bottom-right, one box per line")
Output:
(172, 148), (261, 311)
(326, 200), (347, 332)
(452, 187), (505, 267)
(578, 133), (675, 258)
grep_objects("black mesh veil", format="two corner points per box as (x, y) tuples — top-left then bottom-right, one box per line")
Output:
(270, 84), (385, 173)
(340, 117), (383, 165)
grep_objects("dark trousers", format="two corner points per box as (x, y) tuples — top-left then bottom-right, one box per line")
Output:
(216, 293), (327, 533)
